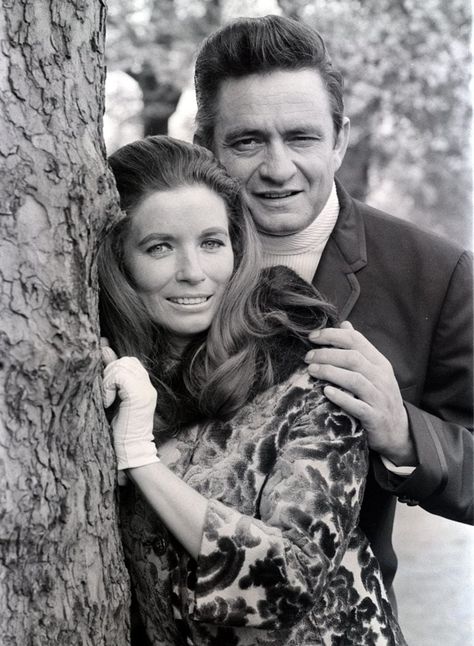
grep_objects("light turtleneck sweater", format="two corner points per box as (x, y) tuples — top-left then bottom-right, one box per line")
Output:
(260, 182), (339, 283)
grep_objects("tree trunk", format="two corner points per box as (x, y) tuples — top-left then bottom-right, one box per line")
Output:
(0, 2), (130, 644)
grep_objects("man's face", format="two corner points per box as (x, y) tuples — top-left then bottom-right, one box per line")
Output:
(213, 69), (349, 236)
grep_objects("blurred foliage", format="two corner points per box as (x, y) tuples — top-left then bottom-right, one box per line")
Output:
(106, 0), (221, 81)
(106, 0), (222, 133)
(278, 0), (472, 244)
(106, 0), (472, 246)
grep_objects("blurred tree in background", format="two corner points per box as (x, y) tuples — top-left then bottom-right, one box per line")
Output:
(106, 0), (223, 135)
(279, 0), (472, 245)
(106, 0), (471, 247)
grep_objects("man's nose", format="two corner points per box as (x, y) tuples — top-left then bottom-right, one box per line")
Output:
(175, 250), (206, 283)
(259, 141), (296, 183)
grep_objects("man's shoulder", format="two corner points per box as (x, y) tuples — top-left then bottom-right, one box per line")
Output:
(350, 194), (469, 266)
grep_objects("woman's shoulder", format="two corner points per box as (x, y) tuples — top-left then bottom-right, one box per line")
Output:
(253, 265), (337, 386)
(256, 265), (336, 329)
(253, 367), (359, 438)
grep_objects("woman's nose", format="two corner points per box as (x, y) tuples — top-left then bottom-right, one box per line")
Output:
(175, 250), (206, 283)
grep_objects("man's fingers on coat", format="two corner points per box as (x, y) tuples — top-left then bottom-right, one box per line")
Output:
(308, 327), (388, 367)
(323, 385), (371, 424)
(308, 363), (377, 404)
(339, 320), (354, 330)
(308, 326), (357, 346)
(304, 347), (370, 373)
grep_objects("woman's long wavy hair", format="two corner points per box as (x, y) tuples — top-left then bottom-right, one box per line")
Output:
(99, 135), (336, 436)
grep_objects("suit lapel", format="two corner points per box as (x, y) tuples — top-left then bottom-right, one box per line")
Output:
(314, 182), (367, 321)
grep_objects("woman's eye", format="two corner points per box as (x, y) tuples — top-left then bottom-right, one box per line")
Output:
(146, 242), (172, 255)
(201, 239), (225, 250)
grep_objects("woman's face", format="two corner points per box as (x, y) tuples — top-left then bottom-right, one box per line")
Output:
(123, 184), (235, 348)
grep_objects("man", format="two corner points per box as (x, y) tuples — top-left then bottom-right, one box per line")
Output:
(193, 14), (473, 597)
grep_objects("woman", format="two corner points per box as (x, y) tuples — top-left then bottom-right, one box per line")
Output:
(99, 136), (406, 646)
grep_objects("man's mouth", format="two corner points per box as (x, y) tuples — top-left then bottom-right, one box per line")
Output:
(255, 190), (301, 199)
(167, 296), (211, 305)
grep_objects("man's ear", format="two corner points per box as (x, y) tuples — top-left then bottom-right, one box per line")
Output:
(333, 117), (350, 171)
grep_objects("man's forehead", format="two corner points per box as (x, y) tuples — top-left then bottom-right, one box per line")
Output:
(216, 112), (323, 136)
(214, 70), (332, 132)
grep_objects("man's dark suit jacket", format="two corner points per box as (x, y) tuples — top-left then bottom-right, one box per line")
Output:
(314, 181), (473, 592)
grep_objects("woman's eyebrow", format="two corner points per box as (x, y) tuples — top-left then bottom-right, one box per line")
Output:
(199, 227), (229, 237)
(137, 232), (175, 246)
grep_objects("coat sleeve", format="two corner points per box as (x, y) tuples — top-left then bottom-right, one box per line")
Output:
(188, 387), (368, 629)
(374, 250), (473, 524)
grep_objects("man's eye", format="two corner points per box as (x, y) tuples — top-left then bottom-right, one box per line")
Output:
(290, 135), (319, 145)
(201, 239), (225, 250)
(231, 138), (261, 151)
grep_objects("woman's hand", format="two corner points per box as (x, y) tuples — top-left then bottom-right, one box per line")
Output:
(101, 346), (160, 471)
(100, 341), (207, 556)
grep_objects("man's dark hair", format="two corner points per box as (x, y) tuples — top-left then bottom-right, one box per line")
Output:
(194, 14), (344, 150)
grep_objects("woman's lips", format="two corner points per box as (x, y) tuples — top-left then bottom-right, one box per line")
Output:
(167, 296), (211, 305)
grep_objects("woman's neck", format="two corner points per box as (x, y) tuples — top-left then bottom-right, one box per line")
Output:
(167, 335), (190, 358)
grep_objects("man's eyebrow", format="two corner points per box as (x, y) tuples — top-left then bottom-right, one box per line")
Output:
(221, 127), (265, 140)
(221, 125), (325, 140)
(285, 125), (324, 136)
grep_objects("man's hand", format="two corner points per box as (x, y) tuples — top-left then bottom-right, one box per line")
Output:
(305, 321), (416, 466)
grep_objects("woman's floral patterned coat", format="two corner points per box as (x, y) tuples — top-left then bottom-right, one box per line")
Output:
(120, 342), (407, 646)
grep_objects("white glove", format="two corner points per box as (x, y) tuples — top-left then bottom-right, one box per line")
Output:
(102, 354), (160, 471)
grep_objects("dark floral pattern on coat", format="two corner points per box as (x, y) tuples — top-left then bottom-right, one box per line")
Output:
(120, 368), (407, 645)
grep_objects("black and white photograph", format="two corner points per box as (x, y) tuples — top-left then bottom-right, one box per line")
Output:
(1, 2), (472, 645)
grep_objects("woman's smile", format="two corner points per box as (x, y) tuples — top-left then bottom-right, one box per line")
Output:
(167, 295), (212, 306)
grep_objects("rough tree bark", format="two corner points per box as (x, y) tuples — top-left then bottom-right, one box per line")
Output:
(0, 2), (130, 644)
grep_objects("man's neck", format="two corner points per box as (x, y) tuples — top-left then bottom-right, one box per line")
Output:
(259, 183), (339, 252)
(259, 183), (340, 282)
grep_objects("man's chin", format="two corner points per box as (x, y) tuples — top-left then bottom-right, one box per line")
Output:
(254, 215), (311, 237)
(257, 227), (297, 237)
(248, 202), (316, 236)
